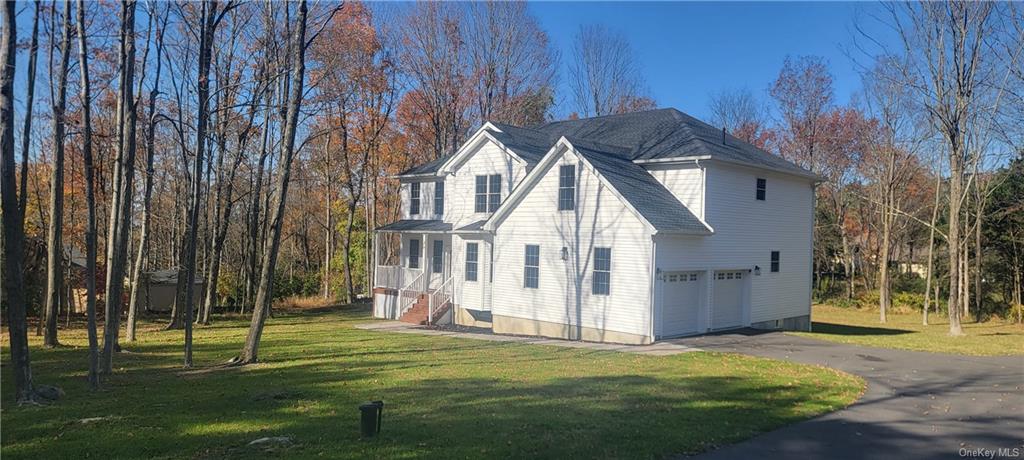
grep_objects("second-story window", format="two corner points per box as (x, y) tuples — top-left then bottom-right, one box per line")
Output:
(475, 174), (502, 213)
(434, 181), (444, 216)
(756, 178), (766, 201)
(558, 165), (576, 211)
(410, 183), (421, 215)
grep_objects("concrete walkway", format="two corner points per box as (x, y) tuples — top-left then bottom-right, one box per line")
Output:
(668, 330), (1024, 460)
(355, 320), (700, 356)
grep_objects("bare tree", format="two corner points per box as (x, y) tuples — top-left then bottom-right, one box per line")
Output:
(861, 55), (923, 323)
(101, 0), (141, 373)
(76, 0), (100, 388)
(2, 0), (37, 403)
(234, 0), (308, 365)
(464, 1), (555, 125)
(568, 24), (654, 117)
(878, 2), (1006, 335)
(18, 0), (40, 223)
(43, 0), (74, 348)
(126, 3), (167, 341)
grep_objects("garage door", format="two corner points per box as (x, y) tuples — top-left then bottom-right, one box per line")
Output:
(711, 270), (745, 330)
(661, 272), (702, 337)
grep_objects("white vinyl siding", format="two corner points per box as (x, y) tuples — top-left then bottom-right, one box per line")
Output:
(492, 151), (654, 338)
(654, 162), (813, 325)
(644, 163), (705, 220)
(445, 141), (526, 228)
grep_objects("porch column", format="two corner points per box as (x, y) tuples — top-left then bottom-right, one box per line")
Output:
(372, 231), (379, 288)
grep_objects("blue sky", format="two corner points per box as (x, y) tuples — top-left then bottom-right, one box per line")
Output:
(530, 1), (886, 120)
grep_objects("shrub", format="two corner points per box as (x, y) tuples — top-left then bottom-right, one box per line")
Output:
(892, 291), (925, 313)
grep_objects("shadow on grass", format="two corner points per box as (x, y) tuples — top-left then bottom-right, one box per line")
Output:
(810, 322), (912, 336)
(2, 304), (861, 460)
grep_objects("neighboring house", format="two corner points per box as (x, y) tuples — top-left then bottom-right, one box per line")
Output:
(372, 108), (819, 344)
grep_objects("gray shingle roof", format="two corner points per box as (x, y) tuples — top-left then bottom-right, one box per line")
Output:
(398, 155), (451, 176)
(572, 144), (711, 234)
(396, 108), (814, 179)
(455, 220), (487, 232)
(376, 220), (452, 233)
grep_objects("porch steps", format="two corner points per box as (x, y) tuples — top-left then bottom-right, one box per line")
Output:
(398, 293), (452, 325)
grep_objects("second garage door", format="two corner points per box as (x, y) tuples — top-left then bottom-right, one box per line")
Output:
(711, 270), (746, 330)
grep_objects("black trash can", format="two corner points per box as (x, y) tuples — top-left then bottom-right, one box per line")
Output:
(359, 401), (383, 438)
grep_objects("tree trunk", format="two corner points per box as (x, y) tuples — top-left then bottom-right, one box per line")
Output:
(101, 0), (140, 374)
(174, 0), (220, 369)
(76, 0), (100, 388)
(236, 0), (308, 365)
(126, 10), (163, 340)
(922, 170), (940, 325)
(946, 149), (964, 336)
(18, 1), (39, 223)
(44, 0), (73, 348)
(2, 0), (36, 403)
(342, 201), (356, 304)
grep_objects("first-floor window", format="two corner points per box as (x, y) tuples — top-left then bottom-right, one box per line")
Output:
(593, 247), (611, 295)
(770, 250), (780, 272)
(408, 239), (420, 269)
(465, 243), (478, 281)
(524, 245), (539, 288)
(432, 240), (444, 273)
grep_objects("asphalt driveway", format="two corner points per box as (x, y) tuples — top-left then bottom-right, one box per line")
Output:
(668, 330), (1023, 460)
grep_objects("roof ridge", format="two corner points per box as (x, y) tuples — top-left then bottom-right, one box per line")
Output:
(538, 107), (673, 128)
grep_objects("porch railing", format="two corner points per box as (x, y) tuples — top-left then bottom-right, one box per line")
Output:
(375, 265), (422, 290)
(428, 276), (455, 325)
(397, 270), (427, 317)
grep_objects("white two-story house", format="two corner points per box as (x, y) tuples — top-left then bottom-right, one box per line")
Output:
(371, 108), (819, 344)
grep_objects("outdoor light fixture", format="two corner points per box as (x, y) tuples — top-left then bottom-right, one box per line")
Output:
(754, 265), (761, 276)
(561, 247), (569, 261)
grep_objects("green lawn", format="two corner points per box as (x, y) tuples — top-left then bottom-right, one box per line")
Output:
(791, 305), (1024, 356)
(2, 304), (862, 459)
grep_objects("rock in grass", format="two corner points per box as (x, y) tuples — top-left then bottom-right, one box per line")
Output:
(35, 385), (64, 401)
(248, 436), (293, 447)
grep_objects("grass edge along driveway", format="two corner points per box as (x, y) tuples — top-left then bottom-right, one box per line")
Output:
(2, 305), (864, 459)
(792, 305), (1024, 356)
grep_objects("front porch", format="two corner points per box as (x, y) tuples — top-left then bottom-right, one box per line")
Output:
(372, 220), (455, 325)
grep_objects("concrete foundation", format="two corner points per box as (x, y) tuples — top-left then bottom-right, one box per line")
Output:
(750, 314), (812, 332)
(491, 314), (652, 345)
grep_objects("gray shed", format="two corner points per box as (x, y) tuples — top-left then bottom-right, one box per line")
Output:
(136, 269), (205, 313)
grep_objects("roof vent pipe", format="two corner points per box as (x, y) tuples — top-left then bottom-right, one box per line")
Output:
(722, 127), (726, 145)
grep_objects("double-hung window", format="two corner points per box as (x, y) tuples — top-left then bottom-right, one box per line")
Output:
(432, 240), (444, 274)
(410, 183), (421, 215)
(592, 248), (611, 295)
(558, 165), (576, 211)
(770, 251), (780, 273)
(475, 174), (501, 212)
(408, 239), (421, 269)
(465, 243), (478, 281)
(756, 178), (766, 201)
(434, 181), (444, 216)
(524, 245), (540, 288)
